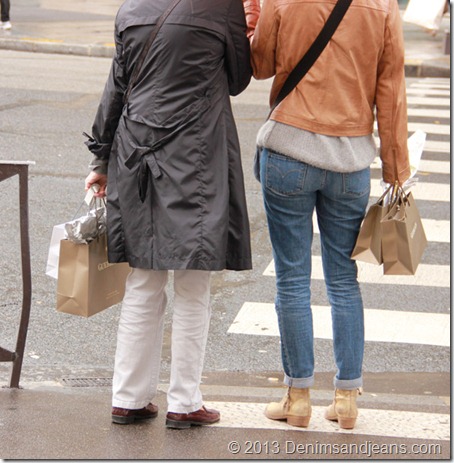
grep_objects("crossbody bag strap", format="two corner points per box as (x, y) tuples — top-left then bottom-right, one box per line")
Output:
(123, 0), (183, 104)
(269, 0), (353, 117)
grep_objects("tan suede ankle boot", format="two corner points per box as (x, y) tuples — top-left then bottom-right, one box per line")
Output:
(325, 388), (362, 429)
(265, 387), (311, 427)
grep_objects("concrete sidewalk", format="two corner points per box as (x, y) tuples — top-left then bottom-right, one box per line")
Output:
(0, 0), (451, 76)
(0, 371), (450, 459)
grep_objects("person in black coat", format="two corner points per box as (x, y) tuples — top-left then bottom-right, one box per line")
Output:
(84, 0), (252, 428)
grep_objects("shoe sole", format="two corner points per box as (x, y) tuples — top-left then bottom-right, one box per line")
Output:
(287, 415), (311, 427)
(324, 414), (356, 429)
(165, 418), (220, 429)
(338, 417), (356, 429)
(112, 412), (158, 425)
(265, 413), (311, 428)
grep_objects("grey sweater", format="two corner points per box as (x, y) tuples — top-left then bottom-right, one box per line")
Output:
(257, 120), (377, 172)
(91, 120), (377, 175)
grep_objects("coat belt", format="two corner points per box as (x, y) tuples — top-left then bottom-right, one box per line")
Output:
(125, 146), (162, 202)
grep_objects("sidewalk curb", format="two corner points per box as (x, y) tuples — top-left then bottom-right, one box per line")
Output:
(404, 58), (451, 78)
(0, 38), (114, 58)
(9, 380), (451, 414)
(0, 37), (450, 77)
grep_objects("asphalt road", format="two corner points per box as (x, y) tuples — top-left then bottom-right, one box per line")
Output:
(0, 50), (449, 387)
(0, 48), (450, 461)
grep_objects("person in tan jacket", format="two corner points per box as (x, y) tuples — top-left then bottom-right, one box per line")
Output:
(243, 0), (410, 429)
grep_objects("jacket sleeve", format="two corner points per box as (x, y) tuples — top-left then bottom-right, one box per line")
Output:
(250, 0), (278, 80)
(225, 0), (252, 96)
(85, 26), (128, 163)
(375, 0), (411, 185)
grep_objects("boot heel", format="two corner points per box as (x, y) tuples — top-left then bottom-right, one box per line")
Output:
(338, 417), (356, 429)
(287, 415), (310, 427)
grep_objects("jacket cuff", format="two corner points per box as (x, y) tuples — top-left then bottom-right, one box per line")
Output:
(88, 157), (108, 175)
(243, 0), (261, 39)
(84, 139), (112, 159)
(83, 132), (112, 159)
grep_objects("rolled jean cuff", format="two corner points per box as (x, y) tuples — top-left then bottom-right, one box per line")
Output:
(334, 377), (363, 390)
(284, 374), (314, 389)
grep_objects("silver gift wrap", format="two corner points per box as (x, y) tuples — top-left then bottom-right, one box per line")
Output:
(64, 207), (107, 244)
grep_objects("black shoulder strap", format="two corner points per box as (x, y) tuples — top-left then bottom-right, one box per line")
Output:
(123, 0), (183, 104)
(269, 0), (353, 117)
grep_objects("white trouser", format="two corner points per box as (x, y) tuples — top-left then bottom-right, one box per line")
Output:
(112, 268), (212, 413)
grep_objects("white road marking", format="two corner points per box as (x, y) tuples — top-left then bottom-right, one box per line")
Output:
(417, 219), (450, 243)
(263, 257), (450, 288)
(407, 108), (450, 118)
(410, 82), (450, 90)
(408, 122), (450, 135)
(228, 302), (450, 347)
(406, 97), (450, 106)
(374, 122), (450, 135)
(373, 138), (450, 153)
(406, 88), (450, 97)
(370, 179), (449, 201)
(371, 158), (450, 175)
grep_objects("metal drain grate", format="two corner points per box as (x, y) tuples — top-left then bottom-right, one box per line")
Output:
(61, 377), (112, 388)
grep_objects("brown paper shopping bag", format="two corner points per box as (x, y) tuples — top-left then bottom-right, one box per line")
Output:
(351, 185), (393, 265)
(57, 233), (130, 317)
(381, 190), (427, 275)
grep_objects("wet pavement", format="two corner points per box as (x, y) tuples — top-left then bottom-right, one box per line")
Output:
(1, 371), (450, 459)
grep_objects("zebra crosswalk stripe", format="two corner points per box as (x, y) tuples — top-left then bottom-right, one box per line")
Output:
(406, 96), (450, 106)
(373, 138), (450, 153)
(410, 83), (450, 89)
(407, 108), (450, 118)
(370, 179), (449, 201)
(406, 88), (450, 96)
(371, 158), (450, 175)
(228, 302), (450, 347)
(263, 257), (450, 288)
(374, 121), (450, 135)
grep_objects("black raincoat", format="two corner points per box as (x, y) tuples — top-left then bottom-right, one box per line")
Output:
(86, 0), (253, 271)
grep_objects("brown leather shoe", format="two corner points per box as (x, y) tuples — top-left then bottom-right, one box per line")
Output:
(166, 406), (220, 429)
(112, 402), (158, 424)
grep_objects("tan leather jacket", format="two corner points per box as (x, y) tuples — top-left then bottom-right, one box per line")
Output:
(250, 0), (411, 184)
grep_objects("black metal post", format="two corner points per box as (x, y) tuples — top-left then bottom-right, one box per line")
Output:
(0, 161), (33, 388)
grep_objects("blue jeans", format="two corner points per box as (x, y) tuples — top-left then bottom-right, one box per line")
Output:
(260, 148), (370, 390)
